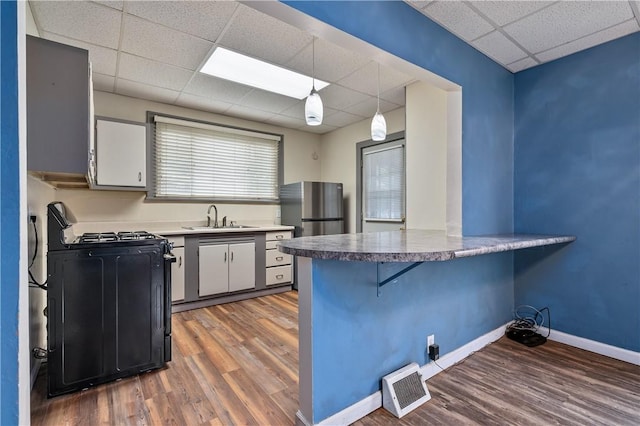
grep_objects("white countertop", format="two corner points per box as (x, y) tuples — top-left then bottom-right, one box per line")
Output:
(71, 220), (293, 237)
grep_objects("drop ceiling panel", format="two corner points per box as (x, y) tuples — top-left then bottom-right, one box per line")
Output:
(285, 38), (371, 83)
(504, 1), (635, 54)
(536, 19), (640, 63)
(471, 31), (528, 65)
(183, 74), (253, 104)
(41, 32), (117, 76)
(121, 14), (213, 70)
(217, 4), (312, 65)
(226, 105), (276, 123)
(296, 123), (338, 134)
(318, 84), (371, 110)
(116, 79), (180, 104)
(125, 0), (238, 42)
(470, 1), (554, 26)
(423, 1), (494, 41)
(266, 114), (308, 129)
(407, 1), (433, 11)
(322, 110), (365, 128)
(337, 61), (415, 97)
(236, 89), (299, 114)
(31, 1), (121, 48)
(380, 86), (406, 106)
(175, 93), (232, 114)
(92, 73), (115, 92)
(506, 57), (538, 73)
(118, 53), (193, 91)
(93, 1), (123, 11)
(347, 97), (399, 118)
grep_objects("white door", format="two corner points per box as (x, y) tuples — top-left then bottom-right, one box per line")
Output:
(171, 246), (185, 302)
(228, 242), (255, 292)
(199, 244), (229, 296)
(96, 119), (146, 187)
(361, 140), (406, 233)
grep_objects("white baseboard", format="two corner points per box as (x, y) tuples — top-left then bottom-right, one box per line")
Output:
(317, 392), (382, 426)
(539, 327), (640, 366)
(315, 323), (508, 425)
(420, 323), (507, 380)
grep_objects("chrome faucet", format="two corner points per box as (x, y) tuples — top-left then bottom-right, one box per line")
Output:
(207, 204), (218, 228)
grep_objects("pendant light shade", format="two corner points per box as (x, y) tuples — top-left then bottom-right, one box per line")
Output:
(305, 88), (323, 126)
(371, 111), (387, 141)
(371, 63), (386, 141)
(306, 37), (323, 126)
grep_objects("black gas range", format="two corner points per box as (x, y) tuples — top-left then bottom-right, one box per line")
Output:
(46, 202), (174, 397)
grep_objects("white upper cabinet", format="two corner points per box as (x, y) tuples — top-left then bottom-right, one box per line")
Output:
(95, 119), (146, 188)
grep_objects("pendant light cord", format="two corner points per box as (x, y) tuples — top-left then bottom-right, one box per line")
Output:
(377, 63), (381, 112)
(312, 37), (316, 91)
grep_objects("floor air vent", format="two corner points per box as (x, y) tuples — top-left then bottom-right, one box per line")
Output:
(382, 362), (431, 418)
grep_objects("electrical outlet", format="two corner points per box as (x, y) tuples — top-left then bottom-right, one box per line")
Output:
(427, 334), (435, 347)
(276, 208), (281, 218)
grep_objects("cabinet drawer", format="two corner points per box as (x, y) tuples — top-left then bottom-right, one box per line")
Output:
(266, 230), (291, 241)
(266, 265), (292, 286)
(167, 236), (184, 247)
(266, 249), (292, 267)
(266, 240), (280, 250)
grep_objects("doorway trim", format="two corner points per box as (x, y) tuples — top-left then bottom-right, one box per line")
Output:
(355, 131), (405, 233)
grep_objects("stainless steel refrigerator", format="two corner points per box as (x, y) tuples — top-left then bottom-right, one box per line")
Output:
(280, 181), (344, 237)
(280, 182), (344, 289)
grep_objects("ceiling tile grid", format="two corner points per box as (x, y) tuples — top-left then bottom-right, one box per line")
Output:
(471, 30), (528, 66)
(120, 14), (214, 70)
(41, 31), (118, 76)
(216, 4), (312, 66)
(117, 53), (193, 91)
(31, 1), (122, 49)
(124, 0), (238, 42)
(409, 1), (640, 73)
(182, 74), (254, 104)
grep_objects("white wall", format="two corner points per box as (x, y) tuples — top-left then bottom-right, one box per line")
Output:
(55, 91), (322, 225)
(319, 108), (406, 233)
(405, 81), (448, 231)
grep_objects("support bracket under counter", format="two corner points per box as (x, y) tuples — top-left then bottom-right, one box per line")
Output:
(376, 262), (423, 296)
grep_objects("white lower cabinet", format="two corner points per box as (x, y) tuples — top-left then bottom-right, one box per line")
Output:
(199, 242), (255, 296)
(265, 231), (293, 286)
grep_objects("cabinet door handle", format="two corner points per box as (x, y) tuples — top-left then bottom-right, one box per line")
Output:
(231, 251), (234, 261)
(224, 252), (227, 262)
(276, 274), (284, 279)
(178, 256), (182, 267)
(276, 256), (284, 261)
(138, 172), (142, 182)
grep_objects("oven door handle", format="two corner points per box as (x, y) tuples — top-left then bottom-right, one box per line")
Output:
(164, 253), (177, 262)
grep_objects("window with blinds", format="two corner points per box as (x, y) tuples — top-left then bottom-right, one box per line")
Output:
(363, 144), (405, 221)
(150, 115), (281, 201)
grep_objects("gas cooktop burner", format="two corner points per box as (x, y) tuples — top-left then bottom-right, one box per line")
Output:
(76, 231), (161, 244)
(77, 232), (118, 243)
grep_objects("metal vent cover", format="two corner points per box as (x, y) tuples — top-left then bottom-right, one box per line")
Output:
(382, 362), (431, 418)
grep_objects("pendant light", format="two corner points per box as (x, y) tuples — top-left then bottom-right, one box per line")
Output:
(305, 37), (323, 126)
(371, 63), (387, 141)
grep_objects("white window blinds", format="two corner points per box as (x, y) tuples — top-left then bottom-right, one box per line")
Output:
(363, 144), (405, 221)
(151, 115), (280, 201)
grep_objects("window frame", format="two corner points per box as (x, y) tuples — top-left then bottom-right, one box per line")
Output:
(145, 111), (284, 204)
(355, 131), (406, 233)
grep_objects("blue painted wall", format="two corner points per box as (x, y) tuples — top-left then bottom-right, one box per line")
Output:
(284, 1), (514, 235)
(283, 1), (516, 422)
(312, 256), (513, 421)
(514, 33), (640, 352)
(0, 0), (21, 423)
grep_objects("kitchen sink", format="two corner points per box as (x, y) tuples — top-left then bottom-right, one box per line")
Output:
(181, 225), (256, 230)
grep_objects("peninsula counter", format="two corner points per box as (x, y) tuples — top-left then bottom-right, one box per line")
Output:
(278, 230), (575, 425)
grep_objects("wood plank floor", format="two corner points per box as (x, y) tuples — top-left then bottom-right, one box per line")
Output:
(32, 291), (640, 425)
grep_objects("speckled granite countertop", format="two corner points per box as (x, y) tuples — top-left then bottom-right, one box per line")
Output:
(277, 230), (576, 262)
